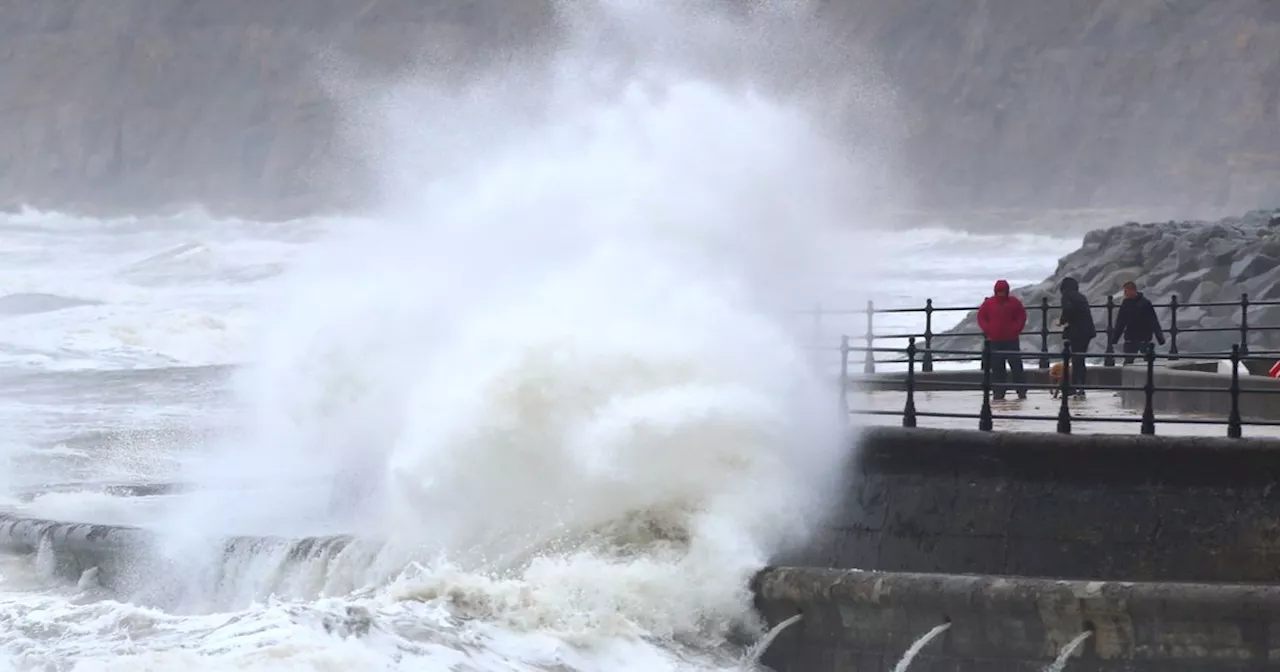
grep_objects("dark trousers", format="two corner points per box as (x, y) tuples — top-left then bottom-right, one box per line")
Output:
(1121, 340), (1150, 365)
(1068, 337), (1092, 391)
(986, 340), (1026, 398)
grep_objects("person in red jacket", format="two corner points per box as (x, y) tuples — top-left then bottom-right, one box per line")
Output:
(977, 279), (1028, 399)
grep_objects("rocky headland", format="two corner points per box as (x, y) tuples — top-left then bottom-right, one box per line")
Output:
(5, 1), (1280, 218)
(938, 209), (1280, 359)
(0, 0), (559, 219)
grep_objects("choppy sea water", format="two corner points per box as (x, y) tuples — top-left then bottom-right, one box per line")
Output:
(0, 206), (1074, 671)
(0, 5), (1080, 665)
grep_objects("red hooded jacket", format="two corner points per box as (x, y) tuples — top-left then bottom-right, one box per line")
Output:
(977, 280), (1027, 342)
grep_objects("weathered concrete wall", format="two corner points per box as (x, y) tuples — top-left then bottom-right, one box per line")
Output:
(0, 482), (183, 585)
(781, 426), (1280, 583)
(755, 567), (1280, 672)
(0, 502), (354, 593)
(0, 512), (153, 588)
(1119, 364), (1280, 420)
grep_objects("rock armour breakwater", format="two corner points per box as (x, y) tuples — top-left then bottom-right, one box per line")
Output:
(940, 209), (1280, 357)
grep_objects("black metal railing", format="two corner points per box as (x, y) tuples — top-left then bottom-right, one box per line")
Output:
(830, 293), (1280, 373)
(842, 338), (1280, 437)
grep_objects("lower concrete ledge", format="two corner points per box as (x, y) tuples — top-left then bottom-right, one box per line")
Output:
(0, 511), (356, 593)
(0, 511), (168, 590)
(1119, 365), (1280, 420)
(754, 566), (1280, 672)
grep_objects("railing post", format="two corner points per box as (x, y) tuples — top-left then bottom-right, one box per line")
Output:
(864, 300), (875, 374)
(1104, 295), (1116, 366)
(922, 299), (935, 373)
(1240, 292), (1251, 357)
(904, 337), (918, 428)
(1141, 342), (1156, 435)
(1228, 343), (1243, 439)
(979, 339), (994, 431)
(839, 334), (849, 413)
(1057, 339), (1073, 434)
(1039, 297), (1051, 369)
(1168, 295), (1180, 360)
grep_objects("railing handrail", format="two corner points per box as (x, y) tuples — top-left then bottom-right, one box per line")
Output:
(845, 345), (1280, 361)
(867, 324), (1280, 341)
(815, 291), (1275, 375)
(839, 337), (1262, 438)
(815, 296), (1280, 315)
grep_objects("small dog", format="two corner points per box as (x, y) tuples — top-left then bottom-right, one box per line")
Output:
(1048, 362), (1067, 398)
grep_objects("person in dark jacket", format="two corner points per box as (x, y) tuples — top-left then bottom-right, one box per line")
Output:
(1109, 281), (1165, 365)
(1057, 276), (1096, 398)
(977, 279), (1028, 399)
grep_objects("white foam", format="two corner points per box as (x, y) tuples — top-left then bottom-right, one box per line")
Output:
(0, 208), (322, 371)
(136, 1), (869, 667)
(1216, 359), (1249, 377)
(0, 1), (1034, 669)
(9, 492), (177, 526)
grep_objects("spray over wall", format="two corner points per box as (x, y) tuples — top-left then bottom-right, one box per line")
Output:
(155, 0), (898, 658)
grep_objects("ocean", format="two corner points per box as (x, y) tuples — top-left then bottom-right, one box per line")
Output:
(0, 4), (1079, 669)
(0, 206), (1075, 670)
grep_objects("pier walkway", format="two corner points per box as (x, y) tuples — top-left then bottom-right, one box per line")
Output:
(849, 388), (1280, 437)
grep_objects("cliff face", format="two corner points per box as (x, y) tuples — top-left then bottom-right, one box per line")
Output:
(826, 0), (1280, 215)
(0, 0), (557, 219)
(3, 0), (1280, 217)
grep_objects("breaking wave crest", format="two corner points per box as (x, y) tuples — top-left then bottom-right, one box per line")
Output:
(3, 2), (892, 670)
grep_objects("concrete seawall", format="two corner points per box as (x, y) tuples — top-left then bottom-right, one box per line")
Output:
(781, 426), (1280, 583)
(14, 427), (1280, 590)
(0, 503), (354, 593)
(754, 567), (1280, 671)
(0, 512), (154, 588)
(7, 427), (1280, 672)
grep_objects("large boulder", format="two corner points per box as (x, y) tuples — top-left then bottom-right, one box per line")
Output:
(936, 209), (1280, 362)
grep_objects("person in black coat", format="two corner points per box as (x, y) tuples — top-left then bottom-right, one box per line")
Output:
(1109, 281), (1165, 365)
(1056, 276), (1096, 398)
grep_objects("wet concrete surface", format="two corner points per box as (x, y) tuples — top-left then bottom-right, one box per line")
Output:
(847, 388), (1280, 437)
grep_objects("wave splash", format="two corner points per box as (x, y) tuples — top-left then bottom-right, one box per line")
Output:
(127, 2), (883, 669)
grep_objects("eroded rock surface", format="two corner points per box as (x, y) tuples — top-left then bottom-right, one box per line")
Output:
(940, 209), (1280, 358)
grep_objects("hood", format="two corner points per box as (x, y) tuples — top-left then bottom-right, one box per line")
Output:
(1059, 277), (1079, 293)
(993, 279), (1011, 295)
